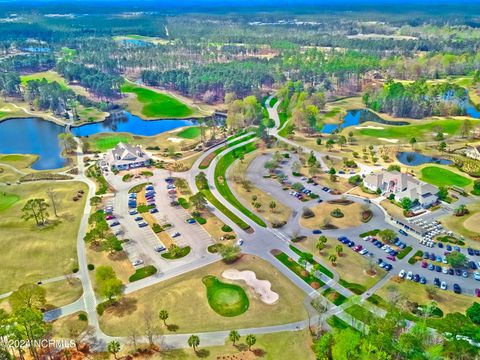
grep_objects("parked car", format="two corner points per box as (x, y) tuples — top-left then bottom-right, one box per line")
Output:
(172, 232), (181, 238)
(453, 283), (461, 294)
(421, 261), (428, 268)
(132, 259), (144, 266)
(154, 246), (166, 253)
(399, 269), (406, 278)
(440, 281), (448, 290)
(406, 271), (413, 280)
(149, 208), (159, 214)
(105, 215), (115, 220)
(413, 274), (420, 282)
(428, 263), (434, 271)
(138, 222), (148, 228)
(237, 238), (244, 246)
(312, 229), (322, 234)
(134, 216), (143, 221)
(474, 271), (480, 281)
(129, 209), (138, 215)
(434, 278), (440, 287)
(399, 229), (408, 236)
(420, 276), (427, 284)
(186, 218), (196, 224)
(109, 221), (120, 227)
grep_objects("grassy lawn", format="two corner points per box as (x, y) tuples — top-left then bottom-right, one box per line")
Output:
(0, 181), (88, 294)
(0, 100), (30, 120)
(440, 202), (480, 243)
(99, 255), (308, 335)
(0, 192), (20, 211)
(120, 83), (194, 119)
(90, 134), (134, 151)
(76, 106), (108, 123)
(50, 312), (88, 339)
(0, 154), (38, 169)
(87, 248), (135, 284)
(298, 236), (385, 289)
(42, 278), (83, 309)
(299, 202), (364, 229)
(275, 251), (325, 288)
(124, 329), (314, 360)
(229, 151), (292, 226)
(21, 71), (69, 89)
(420, 166), (472, 188)
(214, 141), (267, 227)
(356, 119), (477, 142)
(177, 126), (201, 139)
(203, 275), (249, 317)
(376, 279), (476, 315)
(380, 199), (405, 219)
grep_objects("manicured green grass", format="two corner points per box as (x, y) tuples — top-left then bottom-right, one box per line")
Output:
(129, 265), (157, 282)
(289, 245), (334, 279)
(214, 141), (267, 227)
(338, 279), (367, 295)
(345, 304), (374, 323)
(20, 71), (69, 89)
(161, 246), (191, 259)
(327, 315), (354, 330)
(0, 154), (37, 169)
(420, 166), (472, 188)
(93, 135), (131, 151)
(121, 83), (193, 118)
(0, 193), (20, 212)
(275, 251), (325, 288)
(322, 287), (348, 306)
(397, 246), (412, 260)
(177, 126), (201, 139)
(196, 176), (251, 231)
(202, 275), (249, 317)
(357, 119), (475, 140)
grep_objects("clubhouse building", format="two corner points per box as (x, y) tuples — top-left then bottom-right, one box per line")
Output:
(105, 142), (152, 171)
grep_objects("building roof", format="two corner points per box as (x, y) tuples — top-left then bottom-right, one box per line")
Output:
(105, 142), (150, 167)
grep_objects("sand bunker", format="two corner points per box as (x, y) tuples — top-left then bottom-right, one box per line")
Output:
(222, 269), (279, 305)
(0, 107), (11, 112)
(167, 137), (183, 143)
(464, 213), (480, 233)
(379, 138), (399, 143)
(355, 125), (384, 130)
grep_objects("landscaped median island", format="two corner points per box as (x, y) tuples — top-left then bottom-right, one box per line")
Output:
(196, 173), (252, 231)
(214, 139), (267, 227)
(272, 249), (325, 289)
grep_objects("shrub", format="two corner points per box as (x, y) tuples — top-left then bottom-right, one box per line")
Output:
(302, 207), (315, 219)
(178, 198), (189, 209)
(222, 224), (233, 232)
(330, 208), (344, 218)
(78, 313), (88, 321)
(195, 217), (207, 224)
(152, 223), (163, 233)
(96, 299), (116, 316)
(72, 267), (79, 273)
(87, 264), (95, 271)
(408, 250), (423, 264)
(359, 229), (380, 237)
(207, 244), (225, 253)
(122, 174), (133, 182)
(129, 265), (157, 282)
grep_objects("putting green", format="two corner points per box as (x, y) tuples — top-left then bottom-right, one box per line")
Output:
(93, 135), (132, 151)
(0, 193), (20, 212)
(203, 275), (249, 317)
(177, 127), (201, 139)
(420, 166), (472, 188)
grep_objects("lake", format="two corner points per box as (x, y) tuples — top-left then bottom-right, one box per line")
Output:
(321, 109), (409, 134)
(0, 112), (195, 170)
(0, 118), (67, 170)
(71, 111), (195, 137)
(396, 152), (452, 166)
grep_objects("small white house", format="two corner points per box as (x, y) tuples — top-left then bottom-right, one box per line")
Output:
(464, 146), (480, 161)
(104, 142), (152, 171)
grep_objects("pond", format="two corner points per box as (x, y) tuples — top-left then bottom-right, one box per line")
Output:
(0, 112), (195, 170)
(71, 111), (195, 137)
(396, 152), (453, 166)
(321, 109), (409, 134)
(0, 118), (67, 170)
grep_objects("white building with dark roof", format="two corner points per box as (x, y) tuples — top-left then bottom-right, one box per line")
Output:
(104, 142), (152, 171)
(364, 170), (439, 208)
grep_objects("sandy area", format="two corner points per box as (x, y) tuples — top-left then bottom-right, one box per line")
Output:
(167, 137), (183, 143)
(222, 269), (279, 305)
(379, 138), (399, 143)
(0, 107), (11, 112)
(464, 213), (480, 233)
(355, 125), (384, 129)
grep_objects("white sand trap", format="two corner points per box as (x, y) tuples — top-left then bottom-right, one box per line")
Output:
(379, 138), (399, 143)
(167, 137), (183, 143)
(222, 269), (279, 305)
(0, 107), (11, 112)
(355, 125), (384, 130)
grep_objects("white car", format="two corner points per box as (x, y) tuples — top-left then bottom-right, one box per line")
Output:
(440, 281), (447, 290)
(406, 271), (413, 280)
(237, 238), (244, 246)
(359, 249), (368, 255)
(398, 269), (406, 278)
(473, 271), (480, 281)
(442, 267), (448, 274)
(132, 259), (144, 266)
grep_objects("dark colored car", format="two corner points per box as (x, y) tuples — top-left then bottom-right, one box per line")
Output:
(448, 268), (454, 275)
(468, 248), (475, 256)
(453, 283), (462, 294)
(312, 229), (322, 234)
(399, 229), (408, 236)
(434, 278), (440, 287)
(438, 242), (444, 248)
(413, 274), (420, 282)
(435, 265), (442, 272)
(474, 250), (480, 256)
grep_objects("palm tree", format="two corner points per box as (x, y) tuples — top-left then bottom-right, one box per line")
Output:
(246, 334), (256, 351)
(254, 202), (262, 212)
(335, 245), (343, 256)
(188, 335), (200, 353)
(159, 309), (169, 326)
(269, 201), (276, 213)
(107, 341), (121, 359)
(316, 236), (327, 254)
(229, 330), (240, 346)
(328, 253), (337, 266)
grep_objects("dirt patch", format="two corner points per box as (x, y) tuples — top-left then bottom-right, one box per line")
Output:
(299, 202), (364, 229)
(463, 213), (480, 233)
